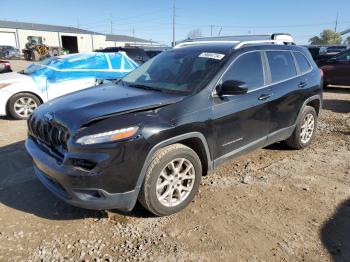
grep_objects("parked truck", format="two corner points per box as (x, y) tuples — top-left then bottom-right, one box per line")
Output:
(22, 36), (60, 61)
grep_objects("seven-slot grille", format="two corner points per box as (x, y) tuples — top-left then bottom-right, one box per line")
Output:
(28, 115), (69, 148)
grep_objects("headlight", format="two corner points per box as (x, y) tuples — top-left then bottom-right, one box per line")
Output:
(76, 126), (139, 145)
(0, 83), (11, 89)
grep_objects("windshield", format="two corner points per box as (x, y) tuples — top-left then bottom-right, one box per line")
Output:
(122, 48), (227, 94)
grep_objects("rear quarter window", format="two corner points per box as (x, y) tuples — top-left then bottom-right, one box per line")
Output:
(266, 51), (297, 83)
(294, 52), (311, 74)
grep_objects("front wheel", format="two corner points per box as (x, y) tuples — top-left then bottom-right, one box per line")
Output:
(138, 144), (202, 216)
(286, 106), (317, 149)
(8, 93), (41, 120)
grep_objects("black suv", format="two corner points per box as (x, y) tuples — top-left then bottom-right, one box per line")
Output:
(26, 38), (322, 216)
(96, 46), (149, 65)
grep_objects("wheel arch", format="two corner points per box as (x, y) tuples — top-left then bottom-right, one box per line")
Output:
(6, 91), (44, 115)
(295, 95), (322, 125)
(136, 132), (212, 187)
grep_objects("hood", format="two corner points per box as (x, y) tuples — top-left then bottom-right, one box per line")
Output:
(0, 72), (30, 83)
(35, 83), (185, 133)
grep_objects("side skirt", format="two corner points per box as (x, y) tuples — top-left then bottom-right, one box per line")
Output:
(213, 125), (296, 169)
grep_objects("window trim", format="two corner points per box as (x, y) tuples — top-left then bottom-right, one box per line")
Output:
(292, 51), (312, 75)
(212, 50), (266, 97)
(264, 50), (298, 85)
(212, 49), (314, 97)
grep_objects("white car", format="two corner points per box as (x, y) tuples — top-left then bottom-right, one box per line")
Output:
(0, 52), (138, 119)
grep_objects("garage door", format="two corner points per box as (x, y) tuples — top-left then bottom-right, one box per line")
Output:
(0, 32), (17, 47)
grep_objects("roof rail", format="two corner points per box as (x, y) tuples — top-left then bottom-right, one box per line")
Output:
(234, 39), (294, 49)
(174, 41), (239, 48)
(175, 33), (294, 49)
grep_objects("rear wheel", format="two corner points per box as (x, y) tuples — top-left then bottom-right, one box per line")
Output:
(8, 93), (41, 120)
(138, 144), (202, 216)
(286, 106), (317, 149)
(32, 50), (40, 61)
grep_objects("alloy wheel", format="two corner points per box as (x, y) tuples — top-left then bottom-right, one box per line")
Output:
(300, 113), (315, 144)
(13, 97), (38, 118)
(156, 158), (195, 207)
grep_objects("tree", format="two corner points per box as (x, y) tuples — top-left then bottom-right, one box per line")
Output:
(187, 29), (203, 39)
(309, 29), (342, 45)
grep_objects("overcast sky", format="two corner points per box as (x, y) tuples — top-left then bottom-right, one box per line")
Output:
(1, 0), (350, 45)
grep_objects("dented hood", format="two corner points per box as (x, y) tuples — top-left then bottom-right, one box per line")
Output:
(35, 83), (185, 133)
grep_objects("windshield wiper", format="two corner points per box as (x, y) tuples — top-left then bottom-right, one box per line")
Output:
(127, 83), (163, 92)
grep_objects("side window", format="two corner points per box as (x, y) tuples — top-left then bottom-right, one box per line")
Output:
(335, 51), (350, 61)
(70, 54), (109, 70)
(266, 51), (297, 83)
(108, 53), (122, 69)
(222, 52), (264, 90)
(294, 52), (311, 74)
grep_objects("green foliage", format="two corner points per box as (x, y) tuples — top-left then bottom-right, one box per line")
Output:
(309, 29), (342, 45)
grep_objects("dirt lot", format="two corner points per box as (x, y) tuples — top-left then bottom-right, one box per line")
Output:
(7, 59), (32, 72)
(0, 89), (349, 262)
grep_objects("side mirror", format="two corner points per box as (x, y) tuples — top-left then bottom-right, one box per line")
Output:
(217, 80), (248, 96)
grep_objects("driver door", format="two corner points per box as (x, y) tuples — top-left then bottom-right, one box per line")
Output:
(331, 51), (350, 85)
(210, 51), (272, 162)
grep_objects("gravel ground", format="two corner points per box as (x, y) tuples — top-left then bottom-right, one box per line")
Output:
(7, 59), (32, 72)
(0, 88), (349, 261)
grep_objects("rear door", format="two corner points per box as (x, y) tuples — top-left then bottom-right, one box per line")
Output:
(211, 51), (272, 161)
(265, 50), (306, 136)
(328, 51), (350, 85)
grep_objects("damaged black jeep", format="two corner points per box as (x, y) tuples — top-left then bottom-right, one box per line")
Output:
(26, 36), (322, 216)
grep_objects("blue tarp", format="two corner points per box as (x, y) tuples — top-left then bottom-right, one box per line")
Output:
(24, 52), (138, 93)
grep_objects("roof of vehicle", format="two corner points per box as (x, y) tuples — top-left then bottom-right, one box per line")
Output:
(173, 41), (306, 55)
(170, 42), (237, 54)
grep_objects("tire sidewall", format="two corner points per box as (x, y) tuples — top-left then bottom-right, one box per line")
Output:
(295, 106), (317, 148)
(146, 148), (202, 216)
(8, 93), (41, 120)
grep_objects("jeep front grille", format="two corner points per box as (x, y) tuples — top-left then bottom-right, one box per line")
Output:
(28, 116), (69, 148)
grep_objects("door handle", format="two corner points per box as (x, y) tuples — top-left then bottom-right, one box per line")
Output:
(298, 81), (307, 88)
(258, 94), (271, 101)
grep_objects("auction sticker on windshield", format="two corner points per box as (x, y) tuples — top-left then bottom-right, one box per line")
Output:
(199, 52), (225, 60)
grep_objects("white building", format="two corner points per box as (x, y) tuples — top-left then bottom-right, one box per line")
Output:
(0, 20), (164, 54)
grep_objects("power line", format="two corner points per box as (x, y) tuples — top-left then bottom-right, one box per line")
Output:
(176, 21), (346, 29)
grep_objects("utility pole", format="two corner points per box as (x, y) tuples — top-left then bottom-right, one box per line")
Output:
(334, 12), (339, 32)
(133, 27), (136, 46)
(77, 18), (80, 29)
(110, 14), (113, 34)
(210, 25), (213, 37)
(218, 27), (222, 36)
(172, 0), (176, 47)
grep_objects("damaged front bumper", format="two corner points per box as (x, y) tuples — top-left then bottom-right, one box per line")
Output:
(25, 137), (140, 211)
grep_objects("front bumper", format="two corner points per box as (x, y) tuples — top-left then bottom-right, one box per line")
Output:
(25, 137), (140, 211)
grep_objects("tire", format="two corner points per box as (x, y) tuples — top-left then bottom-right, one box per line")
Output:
(8, 93), (41, 120)
(23, 52), (31, 61)
(32, 50), (40, 61)
(138, 144), (202, 216)
(286, 106), (317, 149)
